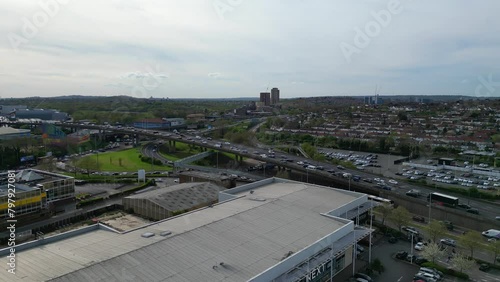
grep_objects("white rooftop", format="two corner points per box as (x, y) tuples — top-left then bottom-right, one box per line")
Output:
(4, 179), (364, 282)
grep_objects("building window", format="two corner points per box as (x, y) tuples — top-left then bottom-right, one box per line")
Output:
(333, 254), (345, 275)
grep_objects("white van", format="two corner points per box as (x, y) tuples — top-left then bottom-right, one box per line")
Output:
(482, 229), (500, 239)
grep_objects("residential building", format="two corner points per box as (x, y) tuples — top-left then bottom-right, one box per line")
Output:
(271, 87), (280, 104)
(260, 92), (271, 106)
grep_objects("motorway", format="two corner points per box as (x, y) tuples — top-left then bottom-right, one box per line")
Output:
(148, 131), (500, 221)
(3, 121), (500, 222)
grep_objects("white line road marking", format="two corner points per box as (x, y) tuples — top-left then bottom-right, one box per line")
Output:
(397, 276), (403, 282)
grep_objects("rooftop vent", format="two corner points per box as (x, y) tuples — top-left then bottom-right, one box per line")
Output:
(160, 231), (172, 237)
(249, 197), (266, 202)
(141, 232), (155, 238)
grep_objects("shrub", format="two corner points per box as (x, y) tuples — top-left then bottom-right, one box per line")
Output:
(421, 262), (469, 280)
(77, 197), (104, 208)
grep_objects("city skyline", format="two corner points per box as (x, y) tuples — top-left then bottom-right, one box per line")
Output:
(1, 1), (500, 99)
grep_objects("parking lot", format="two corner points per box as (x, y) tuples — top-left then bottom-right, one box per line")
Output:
(356, 235), (500, 282)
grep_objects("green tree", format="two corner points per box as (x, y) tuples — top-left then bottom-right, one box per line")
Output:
(458, 231), (482, 257)
(79, 156), (99, 175)
(427, 220), (447, 243)
(388, 206), (411, 232)
(375, 203), (393, 226)
(370, 258), (385, 274)
(489, 240), (500, 265)
(38, 156), (56, 172)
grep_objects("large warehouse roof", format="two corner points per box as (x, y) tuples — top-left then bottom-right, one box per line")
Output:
(125, 182), (224, 211)
(3, 178), (368, 282)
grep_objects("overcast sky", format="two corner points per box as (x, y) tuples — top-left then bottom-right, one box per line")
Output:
(1, 0), (499, 99)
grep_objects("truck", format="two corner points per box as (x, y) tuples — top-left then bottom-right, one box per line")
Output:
(482, 229), (500, 239)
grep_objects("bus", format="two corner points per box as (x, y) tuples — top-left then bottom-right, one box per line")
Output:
(368, 195), (394, 206)
(427, 192), (459, 208)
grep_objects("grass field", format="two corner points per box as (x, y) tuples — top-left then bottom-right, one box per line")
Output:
(158, 142), (204, 161)
(77, 147), (171, 172)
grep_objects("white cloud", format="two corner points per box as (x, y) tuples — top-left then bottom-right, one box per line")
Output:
(207, 72), (222, 79)
(0, 0), (499, 98)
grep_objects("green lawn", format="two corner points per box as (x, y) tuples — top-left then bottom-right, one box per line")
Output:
(158, 142), (204, 161)
(77, 147), (171, 172)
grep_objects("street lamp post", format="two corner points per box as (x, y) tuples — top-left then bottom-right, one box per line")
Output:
(428, 193), (432, 223)
(410, 233), (414, 264)
(348, 176), (351, 191)
(369, 199), (373, 264)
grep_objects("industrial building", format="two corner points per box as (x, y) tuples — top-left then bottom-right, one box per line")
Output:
(179, 171), (234, 188)
(133, 118), (186, 129)
(0, 105), (27, 115)
(12, 108), (69, 121)
(123, 182), (225, 221)
(0, 178), (374, 282)
(0, 126), (31, 140)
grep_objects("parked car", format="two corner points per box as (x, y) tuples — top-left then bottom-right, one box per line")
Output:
(419, 267), (442, 280)
(388, 179), (398, 185)
(354, 273), (373, 282)
(414, 256), (428, 265)
(414, 273), (437, 282)
(415, 272), (439, 282)
(406, 254), (417, 262)
(415, 242), (425, 251)
(395, 250), (408, 259)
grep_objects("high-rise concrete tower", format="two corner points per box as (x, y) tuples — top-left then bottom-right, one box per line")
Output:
(271, 88), (280, 104)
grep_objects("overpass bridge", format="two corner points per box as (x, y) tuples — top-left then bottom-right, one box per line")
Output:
(174, 151), (214, 168)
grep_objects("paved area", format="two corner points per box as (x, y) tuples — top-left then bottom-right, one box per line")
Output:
(370, 239), (420, 282)
(367, 232), (500, 282)
(100, 213), (151, 232)
(75, 183), (123, 196)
